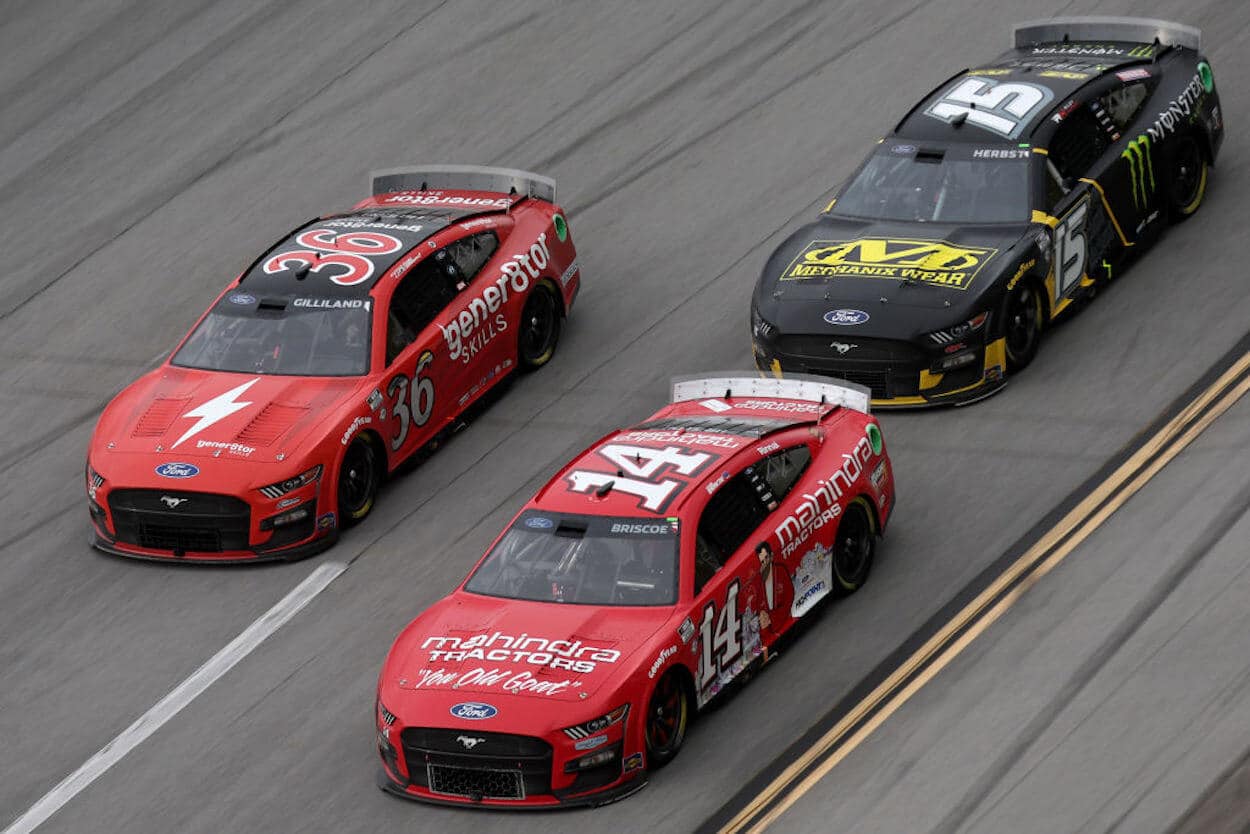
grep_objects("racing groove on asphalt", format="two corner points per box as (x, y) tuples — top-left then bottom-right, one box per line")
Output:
(1, 1), (1247, 833)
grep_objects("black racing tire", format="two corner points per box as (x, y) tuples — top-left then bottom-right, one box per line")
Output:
(517, 281), (561, 371)
(1168, 133), (1208, 221)
(337, 436), (381, 526)
(644, 670), (692, 769)
(832, 499), (875, 595)
(1001, 279), (1045, 373)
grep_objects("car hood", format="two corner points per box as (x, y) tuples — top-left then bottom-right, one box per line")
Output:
(94, 365), (366, 464)
(755, 216), (1039, 333)
(384, 593), (675, 706)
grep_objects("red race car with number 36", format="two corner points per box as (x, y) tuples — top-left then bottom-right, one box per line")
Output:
(375, 373), (894, 808)
(86, 166), (580, 562)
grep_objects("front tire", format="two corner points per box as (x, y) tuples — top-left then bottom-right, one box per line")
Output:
(1002, 280), (1044, 373)
(644, 671), (691, 769)
(1168, 134), (1208, 221)
(517, 282), (561, 371)
(832, 499), (875, 594)
(337, 436), (380, 526)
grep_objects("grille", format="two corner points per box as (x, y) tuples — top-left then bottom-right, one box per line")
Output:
(427, 764), (524, 800)
(775, 335), (925, 363)
(400, 728), (552, 798)
(832, 369), (890, 399)
(108, 490), (250, 553)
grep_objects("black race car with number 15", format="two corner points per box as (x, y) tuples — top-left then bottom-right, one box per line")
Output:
(752, 16), (1223, 407)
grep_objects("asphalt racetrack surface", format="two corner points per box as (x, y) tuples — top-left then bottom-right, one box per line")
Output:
(2, 1), (1249, 832)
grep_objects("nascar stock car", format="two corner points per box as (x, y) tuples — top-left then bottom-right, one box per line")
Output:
(751, 16), (1223, 406)
(86, 166), (581, 562)
(375, 374), (894, 808)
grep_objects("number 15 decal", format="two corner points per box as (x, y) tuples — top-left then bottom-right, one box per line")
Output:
(1053, 196), (1089, 301)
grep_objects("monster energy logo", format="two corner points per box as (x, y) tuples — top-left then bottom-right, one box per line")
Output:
(1127, 44), (1153, 58)
(1122, 135), (1155, 209)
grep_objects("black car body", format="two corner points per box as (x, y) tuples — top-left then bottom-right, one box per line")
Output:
(752, 16), (1224, 407)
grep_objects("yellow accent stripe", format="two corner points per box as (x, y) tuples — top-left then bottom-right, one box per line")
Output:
(823, 198), (837, 212)
(1080, 177), (1133, 247)
(1030, 210), (1059, 228)
(983, 337), (1006, 372)
(722, 350), (1250, 834)
(770, 359), (783, 379)
(1031, 147), (1049, 155)
(870, 395), (927, 407)
(918, 370), (943, 391)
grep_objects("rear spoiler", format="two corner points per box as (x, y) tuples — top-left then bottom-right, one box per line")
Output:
(1013, 16), (1201, 51)
(370, 165), (556, 204)
(670, 372), (870, 414)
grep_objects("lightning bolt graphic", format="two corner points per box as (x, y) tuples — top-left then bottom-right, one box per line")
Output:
(171, 377), (261, 449)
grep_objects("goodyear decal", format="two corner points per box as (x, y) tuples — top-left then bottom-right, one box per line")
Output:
(780, 238), (997, 290)
(1122, 134), (1155, 210)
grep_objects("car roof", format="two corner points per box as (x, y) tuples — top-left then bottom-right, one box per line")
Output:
(533, 401), (829, 518)
(895, 44), (1152, 144)
(236, 208), (473, 298)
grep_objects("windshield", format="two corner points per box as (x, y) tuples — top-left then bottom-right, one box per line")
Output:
(172, 294), (371, 376)
(832, 145), (1031, 224)
(465, 513), (679, 606)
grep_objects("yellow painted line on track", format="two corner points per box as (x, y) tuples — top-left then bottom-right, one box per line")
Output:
(721, 350), (1250, 834)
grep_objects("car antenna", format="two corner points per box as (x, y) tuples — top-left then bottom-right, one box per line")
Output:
(1151, 37), (1162, 63)
(293, 263), (310, 280)
(419, 180), (428, 191)
(595, 480), (615, 498)
(951, 111), (968, 127)
(725, 388), (733, 399)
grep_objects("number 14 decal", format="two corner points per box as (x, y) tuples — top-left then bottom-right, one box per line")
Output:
(698, 580), (742, 692)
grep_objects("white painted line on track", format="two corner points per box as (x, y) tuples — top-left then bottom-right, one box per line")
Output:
(2, 560), (348, 834)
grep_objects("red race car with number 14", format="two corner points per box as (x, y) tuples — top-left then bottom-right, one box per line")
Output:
(86, 165), (579, 562)
(376, 373), (894, 808)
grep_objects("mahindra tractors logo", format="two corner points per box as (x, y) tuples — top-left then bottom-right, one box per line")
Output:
(160, 496), (189, 508)
(456, 735), (486, 750)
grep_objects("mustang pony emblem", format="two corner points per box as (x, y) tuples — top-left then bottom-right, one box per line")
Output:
(456, 735), (486, 750)
(160, 496), (189, 508)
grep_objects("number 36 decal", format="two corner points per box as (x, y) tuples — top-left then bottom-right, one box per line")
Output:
(387, 350), (435, 451)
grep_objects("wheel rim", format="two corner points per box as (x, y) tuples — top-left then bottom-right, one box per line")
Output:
(834, 506), (871, 586)
(646, 674), (687, 755)
(1005, 284), (1040, 364)
(520, 288), (558, 365)
(339, 441), (376, 517)
(1172, 138), (1203, 209)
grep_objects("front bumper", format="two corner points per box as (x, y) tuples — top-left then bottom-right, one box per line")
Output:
(88, 481), (335, 563)
(752, 335), (1008, 408)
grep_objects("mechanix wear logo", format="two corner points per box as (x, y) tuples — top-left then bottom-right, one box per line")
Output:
(1122, 134), (1156, 210)
(781, 238), (997, 290)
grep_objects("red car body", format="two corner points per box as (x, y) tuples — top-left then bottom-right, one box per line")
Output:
(376, 374), (895, 808)
(86, 166), (580, 562)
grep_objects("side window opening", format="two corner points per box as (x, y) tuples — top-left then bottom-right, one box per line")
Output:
(1049, 106), (1110, 182)
(1100, 82), (1150, 131)
(757, 444), (812, 503)
(694, 474), (769, 593)
(384, 232), (499, 365)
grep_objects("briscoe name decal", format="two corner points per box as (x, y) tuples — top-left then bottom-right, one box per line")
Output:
(421, 632), (621, 673)
(774, 436), (873, 557)
(441, 232), (551, 363)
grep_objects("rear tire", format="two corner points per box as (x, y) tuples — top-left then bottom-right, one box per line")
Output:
(644, 671), (691, 769)
(1002, 280), (1044, 373)
(337, 436), (380, 526)
(832, 500), (875, 594)
(1168, 134), (1208, 221)
(517, 281), (561, 371)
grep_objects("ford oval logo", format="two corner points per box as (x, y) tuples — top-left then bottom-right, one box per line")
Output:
(525, 516), (555, 530)
(824, 309), (870, 326)
(155, 462), (200, 479)
(228, 293), (256, 305)
(450, 702), (498, 720)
